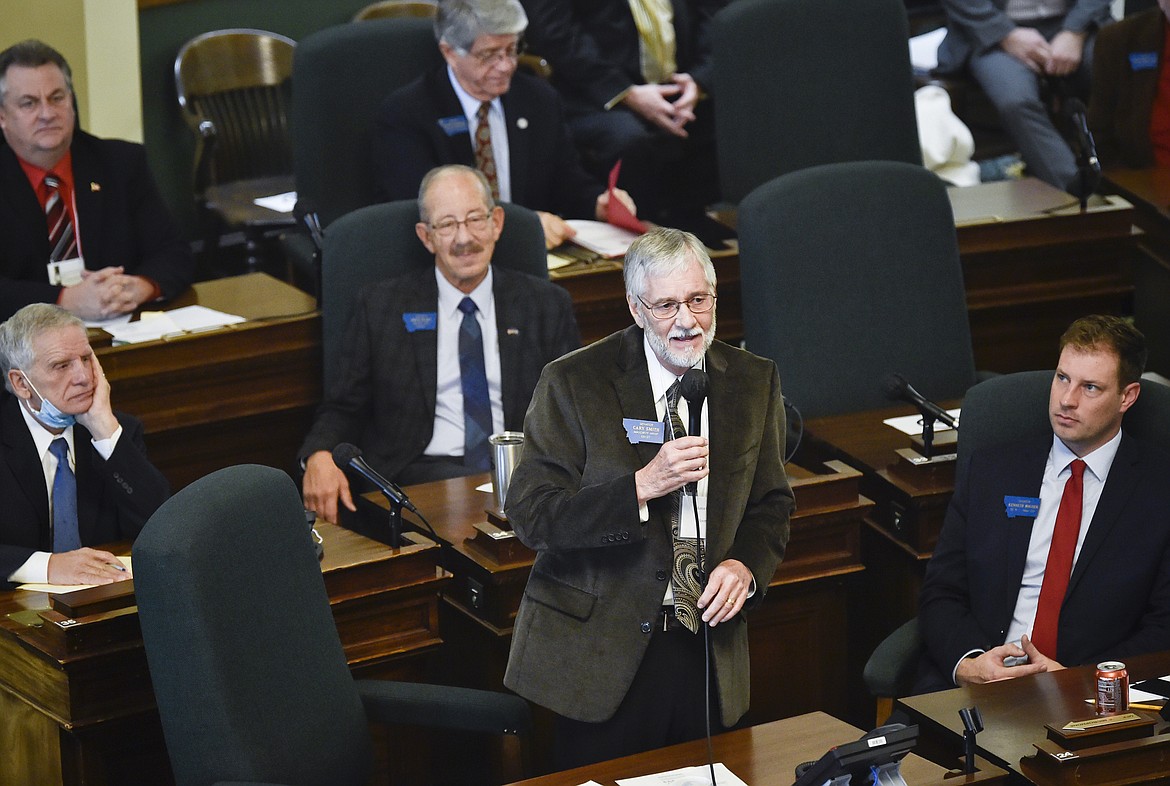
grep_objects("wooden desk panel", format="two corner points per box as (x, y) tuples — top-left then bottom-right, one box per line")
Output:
(94, 273), (321, 490)
(0, 524), (446, 786)
(900, 650), (1170, 783)
(505, 711), (1008, 786)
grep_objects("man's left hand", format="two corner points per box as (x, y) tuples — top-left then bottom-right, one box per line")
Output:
(537, 210), (576, 249)
(670, 73), (700, 119)
(75, 353), (120, 440)
(697, 558), (752, 626)
(1020, 633), (1066, 672)
(1045, 30), (1086, 76)
(594, 188), (638, 222)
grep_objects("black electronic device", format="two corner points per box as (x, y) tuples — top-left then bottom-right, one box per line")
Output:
(792, 724), (917, 786)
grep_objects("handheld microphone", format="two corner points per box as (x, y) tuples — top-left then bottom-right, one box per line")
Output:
(880, 373), (958, 430)
(331, 443), (418, 514)
(680, 369), (709, 497)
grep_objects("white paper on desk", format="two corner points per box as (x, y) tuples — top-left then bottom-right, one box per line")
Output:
(883, 409), (961, 435)
(253, 190), (297, 213)
(475, 482), (494, 494)
(84, 312), (133, 330)
(165, 305), (246, 331)
(17, 556), (132, 593)
(909, 27), (946, 72)
(617, 763), (746, 786)
(566, 219), (642, 258)
(548, 251), (574, 270)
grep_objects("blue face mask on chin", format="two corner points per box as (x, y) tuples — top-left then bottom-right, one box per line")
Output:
(21, 374), (77, 430)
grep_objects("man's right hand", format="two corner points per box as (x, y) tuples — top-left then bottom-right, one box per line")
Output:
(621, 83), (691, 138)
(58, 266), (140, 320)
(634, 435), (709, 506)
(954, 641), (1048, 686)
(303, 450), (355, 524)
(47, 547), (131, 585)
(1000, 27), (1051, 73)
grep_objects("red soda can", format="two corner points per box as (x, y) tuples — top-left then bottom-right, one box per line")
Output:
(1096, 661), (1129, 715)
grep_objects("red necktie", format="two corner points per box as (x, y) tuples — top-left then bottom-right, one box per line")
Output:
(1031, 458), (1086, 658)
(44, 174), (77, 262)
(474, 102), (500, 202)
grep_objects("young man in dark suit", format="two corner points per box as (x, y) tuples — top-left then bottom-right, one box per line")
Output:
(299, 164), (579, 523)
(0, 40), (193, 322)
(373, 0), (636, 250)
(917, 316), (1170, 692)
(504, 227), (793, 768)
(0, 303), (169, 588)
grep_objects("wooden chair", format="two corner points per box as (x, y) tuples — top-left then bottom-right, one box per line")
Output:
(175, 28), (297, 271)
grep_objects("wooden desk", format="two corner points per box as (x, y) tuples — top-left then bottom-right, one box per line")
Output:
(94, 272), (321, 490)
(504, 710), (1008, 786)
(899, 650), (1170, 785)
(380, 456), (871, 734)
(0, 523), (446, 786)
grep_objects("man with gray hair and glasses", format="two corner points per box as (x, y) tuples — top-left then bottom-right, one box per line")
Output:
(373, 0), (636, 249)
(299, 165), (579, 524)
(504, 227), (792, 767)
(0, 303), (169, 588)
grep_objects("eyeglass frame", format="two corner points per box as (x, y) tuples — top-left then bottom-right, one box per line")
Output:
(461, 38), (526, 67)
(635, 293), (718, 320)
(427, 211), (495, 239)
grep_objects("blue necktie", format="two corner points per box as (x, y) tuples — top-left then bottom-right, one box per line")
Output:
(458, 297), (493, 471)
(49, 438), (80, 552)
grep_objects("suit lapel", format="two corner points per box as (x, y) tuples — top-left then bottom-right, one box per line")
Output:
(70, 134), (105, 260)
(1, 398), (50, 537)
(431, 68), (477, 168)
(612, 326), (660, 471)
(999, 440), (1049, 621)
(1066, 434), (1140, 596)
(72, 425), (102, 545)
(703, 343), (734, 556)
(501, 89), (529, 204)
(0, 144), (53, 268)
(494, 269), (526, 428)
(405, 270), (440, 421)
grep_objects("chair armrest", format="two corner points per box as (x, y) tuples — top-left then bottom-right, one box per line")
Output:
(863, 617), (922, 698)
(356, 680), (532, 735)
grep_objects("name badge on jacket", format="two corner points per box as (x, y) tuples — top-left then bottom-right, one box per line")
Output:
(437, 115), (470, 136)
(1004, 496), (1040, 519)
(403, 312), (437, 332)
(624, 418), (665, 444)
(1130, 52), (1158, 71)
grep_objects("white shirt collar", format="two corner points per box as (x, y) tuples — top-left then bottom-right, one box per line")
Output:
(16, 397), (75, 459)
(447, 65), (503, 122)
(435, 265), (494, 318)
(1051, 426), (1123, 483)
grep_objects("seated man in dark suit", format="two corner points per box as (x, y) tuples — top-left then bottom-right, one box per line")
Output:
(520, 0), (725, 224)
(917, 315), (1170, 693)
(0, 303), (170, 588)
(372, 0), (636, 250)
(299, 164), (580, 524)
(0, 39), (193, 322)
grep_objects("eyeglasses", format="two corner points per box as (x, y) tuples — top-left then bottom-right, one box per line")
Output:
(467, 41), (524, 67)
(429, 212), (492, 238)
(636, 294), (717, 320)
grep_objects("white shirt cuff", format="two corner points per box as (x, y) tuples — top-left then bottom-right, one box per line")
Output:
(9, 551), (51, 584)
(953, 648), (985, 686)
(91, 425), (123, 460)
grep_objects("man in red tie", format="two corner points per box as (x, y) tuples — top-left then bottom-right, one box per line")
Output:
(917, 315), (1170, 692)
(0, 40), (193, 322)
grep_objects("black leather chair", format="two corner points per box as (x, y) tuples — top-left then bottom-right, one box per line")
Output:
(737, 160), (977, 419)
(713, 0), (921, 204)
(291, 18), (440, 229)
(134, 464), (531, 786)
(320, 200), (547, 382)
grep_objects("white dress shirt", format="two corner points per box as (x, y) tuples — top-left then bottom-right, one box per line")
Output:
(423, 267), (505, 458)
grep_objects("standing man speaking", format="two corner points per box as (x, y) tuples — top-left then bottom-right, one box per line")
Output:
(504, 227), (792, 768)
